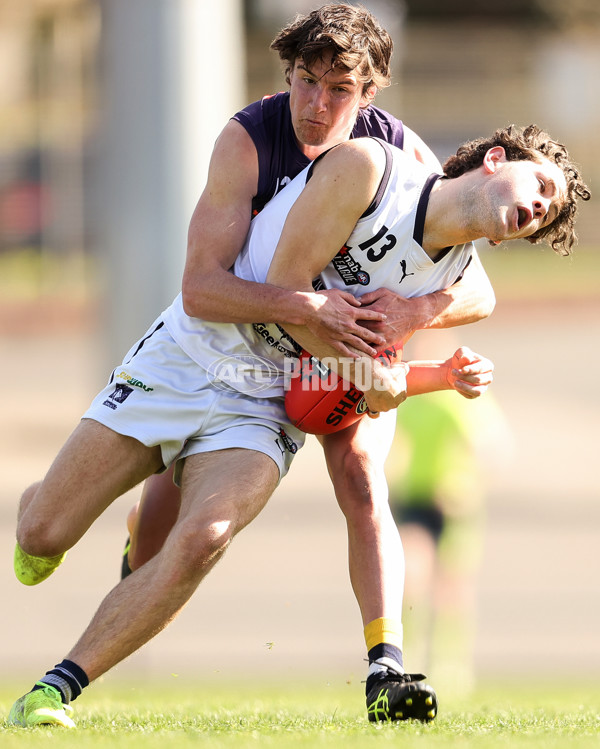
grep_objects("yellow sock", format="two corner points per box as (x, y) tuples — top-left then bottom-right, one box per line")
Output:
(364, 617), (403, 652)
(364, 617), (404, 674)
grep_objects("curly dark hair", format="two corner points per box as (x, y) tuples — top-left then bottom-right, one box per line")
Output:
(443, 124), (591, 255)
(270, 3), (393, 95)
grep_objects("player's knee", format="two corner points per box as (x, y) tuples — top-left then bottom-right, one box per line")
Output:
(332, 451), (387, 523)
(17, 515), (67, 558)
(344, 454), (373, 497)
(197, 519), (233, 561)
(170, 518), (234, 576)
(16, 483), (66, 556)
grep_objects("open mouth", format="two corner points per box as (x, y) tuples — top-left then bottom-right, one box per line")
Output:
(517, 207), (531, 230)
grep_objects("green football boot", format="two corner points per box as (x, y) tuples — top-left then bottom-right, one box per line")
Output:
(8, 684), (75, 728)
(14, 543), (67, 585)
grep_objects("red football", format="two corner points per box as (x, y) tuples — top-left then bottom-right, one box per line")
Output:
(284, 346), (402, 435)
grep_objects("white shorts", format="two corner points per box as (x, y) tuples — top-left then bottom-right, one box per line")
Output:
(83, 320), (305, 481)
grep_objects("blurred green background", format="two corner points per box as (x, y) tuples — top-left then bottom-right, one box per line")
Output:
(0, 0), (598, 698)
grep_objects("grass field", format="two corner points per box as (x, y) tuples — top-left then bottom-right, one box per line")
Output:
(1, 680), (599, 748)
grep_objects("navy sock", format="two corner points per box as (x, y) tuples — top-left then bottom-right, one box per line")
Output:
(366, 644), (404, 694)
(32, 659), (90, 704)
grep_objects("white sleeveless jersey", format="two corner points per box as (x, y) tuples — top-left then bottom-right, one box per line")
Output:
(162, 139), (473, 397)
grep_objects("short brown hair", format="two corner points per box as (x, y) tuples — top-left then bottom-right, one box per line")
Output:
(270, 3), (393, 95)
(443, 124), (591, 255)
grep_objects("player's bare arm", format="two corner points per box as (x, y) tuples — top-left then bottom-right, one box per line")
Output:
(362, 345), (494, 418)
(181, 120), (385, 356)
(406, 346), (494, 400)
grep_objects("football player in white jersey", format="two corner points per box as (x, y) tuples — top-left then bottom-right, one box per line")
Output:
(9, 121), (589, 729)
(117, 8), (496, 725)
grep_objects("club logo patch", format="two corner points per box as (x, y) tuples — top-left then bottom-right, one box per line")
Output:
(103, 383), (134, 410)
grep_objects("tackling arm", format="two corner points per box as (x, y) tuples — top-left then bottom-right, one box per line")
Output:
(180, 120), (385, 356)
(181, 120), (308, 323)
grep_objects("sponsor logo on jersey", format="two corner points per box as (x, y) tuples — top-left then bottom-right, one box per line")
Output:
(332, 245), (370, 286)
(252, 323), (301, 358)
(398, 259), (415, 284)
(103, 383), (134, 410)
(115, 371), (154, 392)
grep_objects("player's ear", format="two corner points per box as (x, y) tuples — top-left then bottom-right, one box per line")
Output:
(359, 84), (377, 108)
(483, 146), (506, 174)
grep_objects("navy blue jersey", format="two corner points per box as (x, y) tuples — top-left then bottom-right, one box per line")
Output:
(232, 91), (405, 216)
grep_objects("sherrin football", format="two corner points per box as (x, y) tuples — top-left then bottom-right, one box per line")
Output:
(284, 346), (402, 435)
